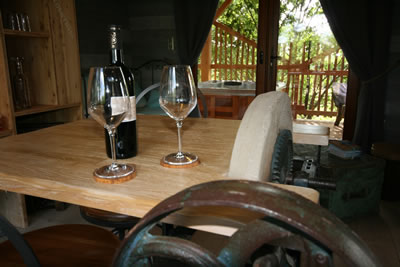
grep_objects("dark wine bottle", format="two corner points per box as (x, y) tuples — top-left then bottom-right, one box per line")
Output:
(105, 25), (137, 158)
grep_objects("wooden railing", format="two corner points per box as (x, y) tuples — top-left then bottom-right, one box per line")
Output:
(278, 42), (348, 118)
(199, 22), (349, 120)
(199, 21), (257, 82)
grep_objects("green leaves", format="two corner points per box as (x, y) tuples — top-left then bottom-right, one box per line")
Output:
(217, 0), (335, 48)
(217, 0), (259, 41)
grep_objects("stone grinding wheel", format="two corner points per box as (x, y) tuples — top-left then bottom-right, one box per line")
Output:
(228, 91), (293, 181)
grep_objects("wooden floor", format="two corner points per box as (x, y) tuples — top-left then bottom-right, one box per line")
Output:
(2, 199), (398, 266)
(341, 200), (400, 267)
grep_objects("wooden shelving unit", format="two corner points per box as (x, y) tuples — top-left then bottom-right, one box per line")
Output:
(3, 29), (50, 38)
(0, 129), (12, 138)
(14, 103), (81, 117)
(0, 0), (83, 227)
(0, 0), (83, 135)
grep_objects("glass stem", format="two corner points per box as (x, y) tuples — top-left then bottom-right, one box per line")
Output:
(176, 120), (184, 159)
(108, 128), (118, 170)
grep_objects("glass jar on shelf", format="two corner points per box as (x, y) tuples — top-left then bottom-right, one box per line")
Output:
(6, 12), (31, 31)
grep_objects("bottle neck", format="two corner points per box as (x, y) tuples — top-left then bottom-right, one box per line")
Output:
(110, 48), (124, 65)
(16, 63), (24, 75)
(109, 26), (124, 65)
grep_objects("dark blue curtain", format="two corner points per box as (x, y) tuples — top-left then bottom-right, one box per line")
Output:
(174, 0), (219, 117)
(174, 0), (219, 65)
(320, 0), (393, 152)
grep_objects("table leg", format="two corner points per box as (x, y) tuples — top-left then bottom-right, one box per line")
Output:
(0, 191), (28, 228)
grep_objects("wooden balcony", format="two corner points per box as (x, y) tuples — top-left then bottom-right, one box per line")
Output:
(198, 21), (349, 123)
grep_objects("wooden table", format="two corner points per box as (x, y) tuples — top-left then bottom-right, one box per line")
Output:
(0, 115), (318, 235)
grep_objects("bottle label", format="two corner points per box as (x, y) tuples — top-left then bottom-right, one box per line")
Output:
(111, 96), (136, 122)
(124, 96), (136, 122)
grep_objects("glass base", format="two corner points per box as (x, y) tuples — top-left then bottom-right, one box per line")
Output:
(161, 152), (199, 166)
(94, 163), (135, 179)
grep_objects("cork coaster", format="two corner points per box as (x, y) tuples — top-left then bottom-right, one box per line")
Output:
(160, 159), (200, 168)
(93, 164), (136, 184)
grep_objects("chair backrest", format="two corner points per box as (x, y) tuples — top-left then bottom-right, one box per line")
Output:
(113, 180), (381, 267)
(332, 82), (347, 106)
(0, 215), (40, 267)
(136, 83), (207, 118)
(0, 216), (120, 266)
(135, 83), (160, 105)
(228, 91), (293, 181)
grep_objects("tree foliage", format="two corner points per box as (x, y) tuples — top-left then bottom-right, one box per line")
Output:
(217, 0), (259, 41)
(279, 0), (336, 48)
(217, 0), (338, 49)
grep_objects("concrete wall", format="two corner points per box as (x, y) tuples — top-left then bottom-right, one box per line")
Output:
(75, 0), (130, 70)
(75, 0), (178, 89)
(385, 1), (400, 143)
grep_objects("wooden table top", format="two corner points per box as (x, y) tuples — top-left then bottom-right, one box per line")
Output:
(0, 115), (318, 235)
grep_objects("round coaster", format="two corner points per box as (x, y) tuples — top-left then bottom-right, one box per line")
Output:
(93, 164), (136, 184)
(160, 158), (200, 168)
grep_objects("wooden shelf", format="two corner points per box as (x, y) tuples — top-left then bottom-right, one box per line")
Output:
(0, 129), (12, 138)
(0, 0), (82, 141)
(15, 103), (81, 117)
(3, 29), (50, 38)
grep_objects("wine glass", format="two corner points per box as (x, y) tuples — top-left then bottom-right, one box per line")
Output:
(87, 66), (135, 182)
(159, 65), (199, 167)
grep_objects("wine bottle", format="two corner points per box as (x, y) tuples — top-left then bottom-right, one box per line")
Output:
(105, 25), (137, 158)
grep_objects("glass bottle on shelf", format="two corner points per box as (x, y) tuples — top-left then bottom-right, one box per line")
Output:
(23, 13), (32, 32)
(19, 13), (28, 31)
(11, 57), (31, 111)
